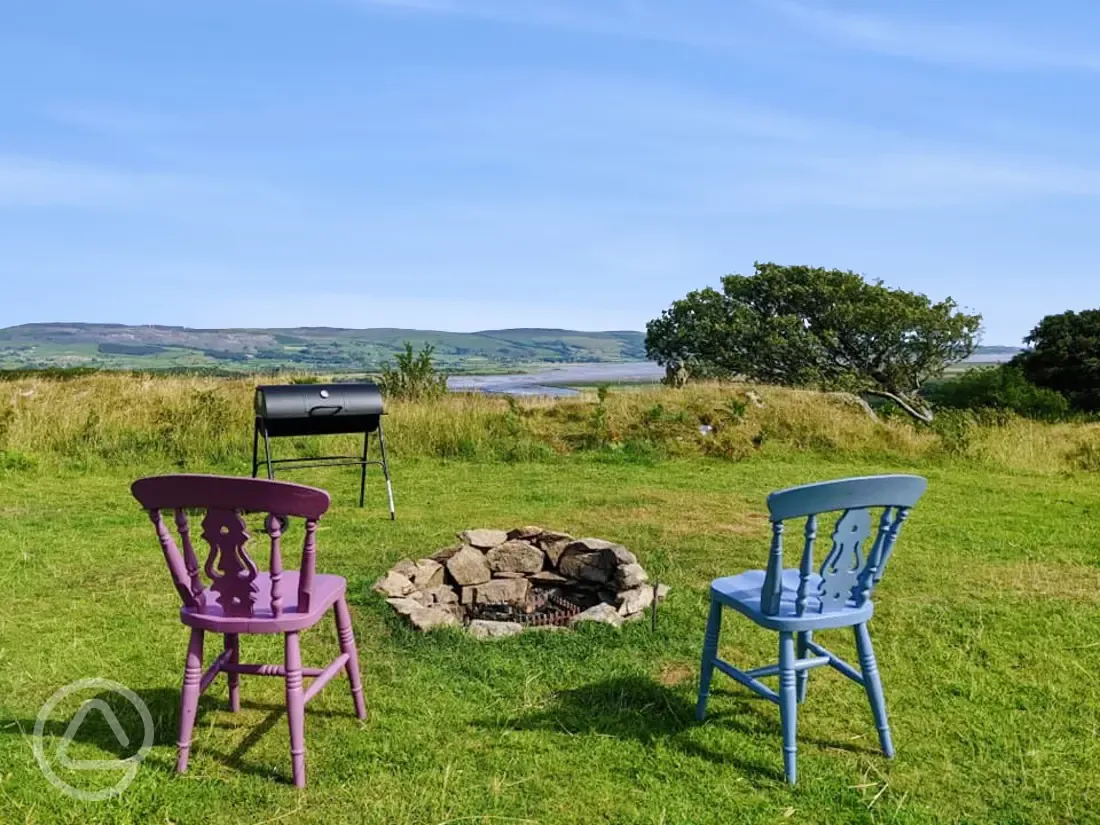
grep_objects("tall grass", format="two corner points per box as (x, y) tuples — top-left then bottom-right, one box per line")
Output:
(1, 372), (1099, 473)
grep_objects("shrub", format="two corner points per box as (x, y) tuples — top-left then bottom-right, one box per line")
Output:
(377, 343), (448, 400)
(924, 365), (1070, 421)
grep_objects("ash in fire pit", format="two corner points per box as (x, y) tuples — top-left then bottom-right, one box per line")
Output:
(373, 527), (669, 637)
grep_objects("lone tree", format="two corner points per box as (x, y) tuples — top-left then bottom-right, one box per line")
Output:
(1013, 309), (1100, 412)
(645, 263), (982, 422)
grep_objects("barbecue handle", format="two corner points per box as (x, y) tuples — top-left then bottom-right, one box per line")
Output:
(307, 404), (345, 416)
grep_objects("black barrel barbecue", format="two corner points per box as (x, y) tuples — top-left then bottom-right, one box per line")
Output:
(252, 382), (394, 517)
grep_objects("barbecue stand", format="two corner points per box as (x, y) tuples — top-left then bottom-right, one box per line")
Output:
(252, 382), (395, 518)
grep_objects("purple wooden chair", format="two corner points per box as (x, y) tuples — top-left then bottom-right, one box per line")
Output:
(131, 474), (367, 788)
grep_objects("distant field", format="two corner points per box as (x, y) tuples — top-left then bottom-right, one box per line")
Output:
(0, 323), (1020, 374)
(0, 323), (648, 372)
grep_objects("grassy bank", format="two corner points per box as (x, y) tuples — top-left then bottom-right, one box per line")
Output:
(3, 373), (1100, 474)
(1, 456), (1099, 824)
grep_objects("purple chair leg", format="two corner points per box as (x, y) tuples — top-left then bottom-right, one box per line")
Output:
(284, 631), (307, 788)
(177, 628), (204, 773)
(225, 633), (240, 712)
(334, 598), (367, 720)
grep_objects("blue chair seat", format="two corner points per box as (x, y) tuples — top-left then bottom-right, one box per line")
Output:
(696, 474), (929, 784)
(711, 569), (874, 632)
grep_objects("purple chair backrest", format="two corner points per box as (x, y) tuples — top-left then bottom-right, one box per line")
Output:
(131, 475), (332, 617)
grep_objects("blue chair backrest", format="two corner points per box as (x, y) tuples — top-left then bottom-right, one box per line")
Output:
(760, 475), (928, 616)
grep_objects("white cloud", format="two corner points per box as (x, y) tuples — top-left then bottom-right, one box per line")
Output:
(350, 0), (754, 49)
(353, 0), (1100, 72)
(764, 0), (1100, 72)
(0, 156), (204, 208)
(0, 155), (288, 214)
(195, 290), (650, 330)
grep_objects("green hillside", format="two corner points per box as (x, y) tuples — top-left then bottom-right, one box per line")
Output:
(0, 323), (648, 372)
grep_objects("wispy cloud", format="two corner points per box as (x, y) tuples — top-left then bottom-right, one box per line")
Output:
(764, 0), (1100, 72)
(44, 105), (194, 136)
(354, 0), (1100, 72)
(0, 156), (203, 208)
(0, 155), (286, 215)
(350, 0), (755, 49)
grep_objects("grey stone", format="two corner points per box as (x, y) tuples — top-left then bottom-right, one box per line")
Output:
(536, 531), (574, 565)
(386, 597), (423, 616)
(391, 558), (418, 579)
(373, 571), (416, 598)
(486, 540), (545, 575)
(492, 571), (526, 579)
(657, 583), (671, 601)
(467, 620), (524, 639)
(466, 577), (530, 607)
(610, 545), (637, 565)
(615, 563), (649, 590)
(423, 585), (459, 606)
(558, 541), (616, 583)
(407, 607), (459, 632)
(528, 623), (568, 632)
(617, 586), (654, 616)
(568, 537), (619, 552)
(507, 525), (543, 540)
(530, 571), (569, 583)
(827, 391), (878, 420)
(431, 543), (463, 563)
(460, 528), (509, 549)
(569, 602), (624, 628)
(412, 558), (445, 589)
(446, 545), (492, 586)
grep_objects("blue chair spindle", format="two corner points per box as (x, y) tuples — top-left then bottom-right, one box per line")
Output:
(695, 474), (927, 784)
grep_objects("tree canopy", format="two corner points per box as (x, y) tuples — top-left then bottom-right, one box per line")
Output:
(1013, 309), (1100, 412)
(645, 263), (982, 421)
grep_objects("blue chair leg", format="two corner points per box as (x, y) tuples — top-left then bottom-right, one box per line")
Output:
(778, 631), (798, 784)
(795, 631), (811, 704)
(854, 622), (895, 758)
(696, 599), (722, 721)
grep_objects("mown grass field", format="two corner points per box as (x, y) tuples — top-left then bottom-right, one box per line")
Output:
(1, 377), (1099, 824)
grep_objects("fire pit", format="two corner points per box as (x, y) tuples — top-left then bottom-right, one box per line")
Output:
(373, 527), (669, 637)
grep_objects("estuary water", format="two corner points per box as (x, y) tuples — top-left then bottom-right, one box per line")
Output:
(447, 362), (665, 397)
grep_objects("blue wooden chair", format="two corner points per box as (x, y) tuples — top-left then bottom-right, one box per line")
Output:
(696, 474), (928, 784)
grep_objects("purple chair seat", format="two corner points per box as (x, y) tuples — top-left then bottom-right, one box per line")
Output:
(132, 474), (367, 788)
(181, 572), (347, 633)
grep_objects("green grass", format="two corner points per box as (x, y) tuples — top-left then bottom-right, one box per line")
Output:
(2, 453), (1099, 824)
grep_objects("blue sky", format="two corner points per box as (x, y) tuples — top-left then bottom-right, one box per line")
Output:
(2, 0), (1099, 344)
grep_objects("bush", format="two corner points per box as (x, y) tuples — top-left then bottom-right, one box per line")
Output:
(924, 365), (1070, 421)
(1014, 308), (1100, 412)
(377, 343), (448, 400)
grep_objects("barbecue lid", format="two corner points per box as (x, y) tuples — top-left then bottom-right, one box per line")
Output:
(254, 382), (384, 420)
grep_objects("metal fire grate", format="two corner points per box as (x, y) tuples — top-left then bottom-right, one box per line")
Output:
(466, 591), (586, 627)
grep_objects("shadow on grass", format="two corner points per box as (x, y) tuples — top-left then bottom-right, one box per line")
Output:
(476, 675), (878, 784)
(475, 675), (783, 783)
(7, 684), (363, 785)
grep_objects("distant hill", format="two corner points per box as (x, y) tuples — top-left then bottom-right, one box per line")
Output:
(0, 323), (648, 372)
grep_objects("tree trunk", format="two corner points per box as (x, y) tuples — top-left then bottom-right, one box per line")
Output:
(864, 390), (934, 423)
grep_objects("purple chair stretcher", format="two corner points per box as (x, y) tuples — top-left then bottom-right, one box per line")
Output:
(132, 474), (367, 788)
